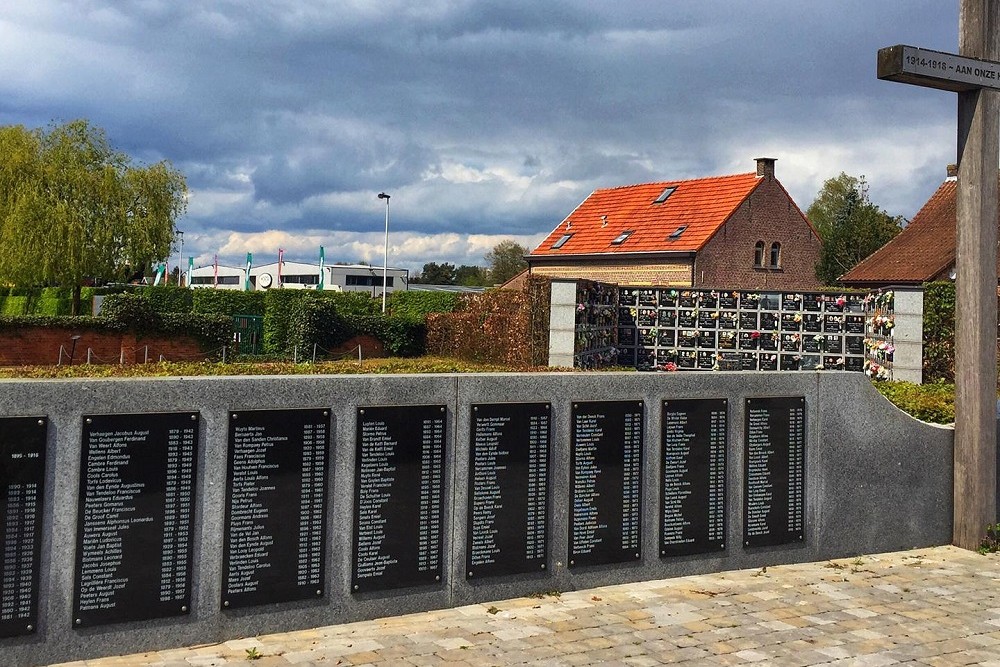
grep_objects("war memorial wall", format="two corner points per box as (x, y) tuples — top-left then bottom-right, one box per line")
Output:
(0, 371), (952, 665)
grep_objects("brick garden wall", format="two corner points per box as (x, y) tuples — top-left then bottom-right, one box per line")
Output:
(0, 327), (210, 365)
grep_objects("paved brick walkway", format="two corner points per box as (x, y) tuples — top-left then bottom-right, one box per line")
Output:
(53, 546), (1000, 666)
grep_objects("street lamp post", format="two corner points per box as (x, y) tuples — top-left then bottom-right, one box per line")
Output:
(176, 230), (184, 286)
(377, 192), (390, 313)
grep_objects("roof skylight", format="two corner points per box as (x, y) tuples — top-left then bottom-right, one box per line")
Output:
(551, 233), (572, 249)
(610, 230), (634, 245)
(668, 225), (687, 240)
(653, 186), (677, 204)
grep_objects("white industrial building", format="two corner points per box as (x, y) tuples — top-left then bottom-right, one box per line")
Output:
(188, 261), (409, 295)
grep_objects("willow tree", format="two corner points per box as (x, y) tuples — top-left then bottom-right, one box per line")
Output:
(0, 120), (186, 313)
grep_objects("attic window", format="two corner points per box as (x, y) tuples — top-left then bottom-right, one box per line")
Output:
(551, 233), (573, 249)
(653, 186), (677, 204)
(610, 230), (634, 245)
(668, 225), (687, 240)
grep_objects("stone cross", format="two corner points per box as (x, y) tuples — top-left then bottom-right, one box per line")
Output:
(877, 2), (998, 550)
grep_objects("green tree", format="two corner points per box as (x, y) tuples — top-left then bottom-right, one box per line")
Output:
(0, 120), (187, 313)
(485, 240), (528, 284)
(809, 174), (902, 285)
(455, 264), (488, 286)
(417, 262), (457, 285)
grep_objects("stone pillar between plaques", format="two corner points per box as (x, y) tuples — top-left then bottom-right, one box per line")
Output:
(547, 280), (578, 367)
(889, 286), (924, 384)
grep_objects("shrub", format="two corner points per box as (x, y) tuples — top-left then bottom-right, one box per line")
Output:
(388, 291), (459, 320)
(99, 292), (159, 330)
(285, 298), (352, 355)
(263, 290), (314, 354)
(140, 285), (193, 314)
(316, 291), (381, 317)
(874, 381), (955, 424)
(923, 281), (955, 383)
(192, 289), (267, 317)
(348, 314), (426, 357)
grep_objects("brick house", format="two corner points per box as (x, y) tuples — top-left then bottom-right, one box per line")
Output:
(526, 158), (823, 289)
(839, 166), (995, 287)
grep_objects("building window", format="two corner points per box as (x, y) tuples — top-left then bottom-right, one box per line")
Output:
(191, 275), (239, 285)
(551, 234), (572, 249)
(346, 274), (393, 287)
(754, 241), (764, 267)
(282, 274), (319, 285)
(610, 230), (634, 245)
(770, 242), (781, 268)
(653, 186), (677, 204)
(668, 225), (687, 240)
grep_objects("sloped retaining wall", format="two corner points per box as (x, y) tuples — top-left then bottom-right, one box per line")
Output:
(0, 372), (952, 665)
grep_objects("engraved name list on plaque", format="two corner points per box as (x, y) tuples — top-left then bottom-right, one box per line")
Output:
(570, 401), (643, 567)
(466, 403), (550, 579)
(743, 397), (805, 548)
(660, 399), (727, 557)
(353, 405), (446, 593)
(222, 408), (329, 608)
(0, 416), (46, 637)
(73, 412), (197, 627)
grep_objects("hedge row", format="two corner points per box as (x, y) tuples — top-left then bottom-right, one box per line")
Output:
(3, 284), (467, 360)
(922, 281), (955, 384)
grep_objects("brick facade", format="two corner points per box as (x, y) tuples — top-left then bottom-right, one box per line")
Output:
(0, 328), (210, 366)
(529, 259), (693, 286)
(694, 175), (822, 290)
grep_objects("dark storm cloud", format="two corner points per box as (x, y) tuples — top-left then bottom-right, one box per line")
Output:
(0, 1), (963, 267)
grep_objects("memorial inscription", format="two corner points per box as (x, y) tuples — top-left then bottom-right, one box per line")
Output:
(466, 403), (550, 579)
(353, 405), (446, 593)
(73, 412), (197, 627)
(660, 400), (726, 557)
(222, 408), (329, 609)
(743, 398), (805, 548)
(0, 417), (45, 637)
(570, 401), (643, 567)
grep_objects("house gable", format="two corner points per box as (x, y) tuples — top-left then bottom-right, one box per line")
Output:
(528, 158), (821, 289)
(840, 178), (960, 286)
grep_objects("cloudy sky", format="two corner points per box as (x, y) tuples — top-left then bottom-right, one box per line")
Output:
(0, 1), (964, 273)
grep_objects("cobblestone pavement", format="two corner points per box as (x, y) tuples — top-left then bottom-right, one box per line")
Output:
(53, 546), (1000, 666)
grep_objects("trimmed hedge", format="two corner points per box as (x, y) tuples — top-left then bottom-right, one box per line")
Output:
(348, 315), (426, 357)
(875, 381), (955, 424)
(192, 289), (267, 317)
(139, 285), (193, 314)
(100, 292), (232, 350)
(922, 281), (955, 384)
(388, 291), (459, 320)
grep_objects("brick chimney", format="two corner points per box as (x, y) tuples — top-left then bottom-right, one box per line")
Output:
(755, 157), (776, 179)
(946, 163), (958, 179)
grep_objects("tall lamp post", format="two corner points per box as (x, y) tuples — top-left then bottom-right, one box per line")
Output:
(377, 192), (390, 313)
(176, 230), (184, 286)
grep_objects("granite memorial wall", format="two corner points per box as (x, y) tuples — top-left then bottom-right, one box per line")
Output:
(0, 372), (952, 665)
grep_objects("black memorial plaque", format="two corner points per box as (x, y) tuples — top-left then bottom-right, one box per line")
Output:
(466, 403), (550, 579)
(0, 417), (46, 637)
(353, 405), (446, 592)
(743, 397), (805, 548)
(73, 412), (197, 627)
(660, 400), (726, 557)
(222, 408), (329, 609)
(569, 401), (643, 567)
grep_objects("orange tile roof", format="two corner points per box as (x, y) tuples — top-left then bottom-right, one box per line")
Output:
(530, 172), (762, 257)
(840, 179), (960, 284)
